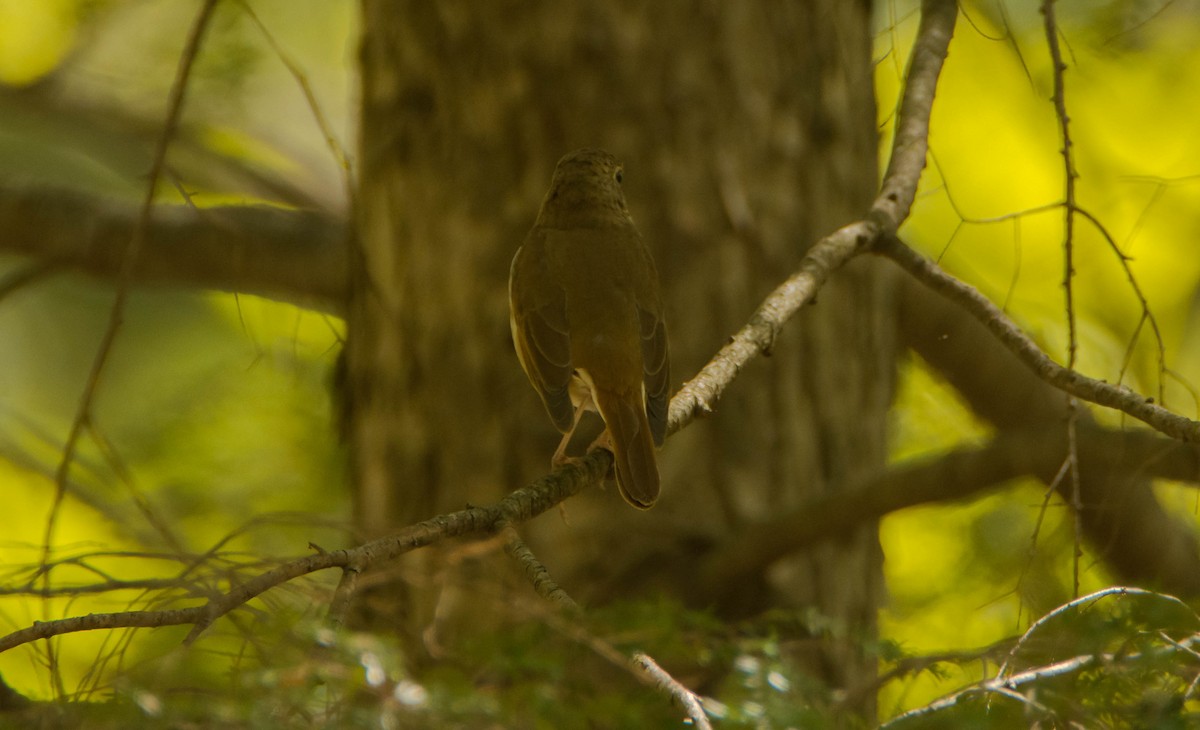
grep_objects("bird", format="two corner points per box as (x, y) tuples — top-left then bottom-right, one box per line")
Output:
(509, 148), (670, 509)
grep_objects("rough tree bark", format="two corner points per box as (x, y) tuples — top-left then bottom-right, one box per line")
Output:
(349, 0), (887, 702)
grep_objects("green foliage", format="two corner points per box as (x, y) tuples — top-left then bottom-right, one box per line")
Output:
(882, 588), (1200, 728)
(0, 597), (878, 728)
(15, 590), (1195, 728)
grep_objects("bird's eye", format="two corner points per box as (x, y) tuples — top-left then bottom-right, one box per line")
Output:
(615, 168), (623, 184)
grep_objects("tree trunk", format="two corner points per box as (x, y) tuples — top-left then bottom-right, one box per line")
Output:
(349, 0), (890, 703)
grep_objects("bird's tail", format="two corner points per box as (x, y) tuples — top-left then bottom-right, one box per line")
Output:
(594, 388), (660, 509)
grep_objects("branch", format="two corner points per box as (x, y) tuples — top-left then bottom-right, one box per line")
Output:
(877, 234), (1200, 442)
(696, 425), (1200, 595)
(499, 520), (579, 612)
(500, 524), (711, 728)
(35, 2), (220, 695)
(1041, 0), (1087, 597)
(897, 275), (1200, 596)
(0, 187), (345, 309)
(630, 652), (713, 730)
(0, 452), (606, 653)
(873, 0), (958, 232)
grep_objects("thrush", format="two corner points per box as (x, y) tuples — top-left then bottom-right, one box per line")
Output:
(509, 148), (670, 509)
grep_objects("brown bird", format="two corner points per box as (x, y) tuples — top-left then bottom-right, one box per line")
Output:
(509, 148), (670, 509)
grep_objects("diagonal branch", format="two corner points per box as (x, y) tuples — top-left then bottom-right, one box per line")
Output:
(0, 453), (607, 653)
(500, 525), (712, 728)
(35, 0), (221, 696)
(877, 233), (1200, 442)
(696, 425), (1200, 602)
(43, 0), (221, 558)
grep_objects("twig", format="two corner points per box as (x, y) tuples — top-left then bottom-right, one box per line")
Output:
(884, 627), (1200, 728)
(326, 559), (364, 630)
(537, 606), (714, 730)
(1040, 0), (1085, 599)
(498, 520), (579, 612)
(630, 652), (713, 730)
(501, 522), (709, 726)
(1074, 206), (1169, 403)
(1042, 0), (1078, 375)
(37, 0), (221, 695)
(876, 234), (1200, 441)
(7, 422), (1197, 655)
(997, 586), (1193, 678)
(236, 0), (352, 183)
(873, 0), (958, 231)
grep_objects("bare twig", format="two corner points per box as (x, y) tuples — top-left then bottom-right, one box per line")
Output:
(37, 0), (221, 695)
(42, 0), (219, 556)
(877, 234), (1200, 442)
(236, 0), (352, 183)
(326, 560), (365, 629)
(1042, 0), (1078, 375)
(1040, 0), (1085, 599)
(997, 586), (1193, 678)
(537, 606), (714, 730)
(630, 652), (713, 730)
(0, 453), (603, 653)
(498, 520), (579, 612)
(500, 525), (708, 725)
(884, 623), (1200, 728)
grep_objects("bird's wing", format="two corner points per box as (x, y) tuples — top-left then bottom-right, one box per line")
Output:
(510, 234), (575, 433)
(639, 305), (670, 446)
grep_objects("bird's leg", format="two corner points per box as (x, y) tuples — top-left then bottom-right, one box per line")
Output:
(551, 402), (588, 468)
(551, 399), (615, 486)
(587, 429), (614, 455)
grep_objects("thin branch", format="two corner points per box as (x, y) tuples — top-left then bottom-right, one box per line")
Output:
(877, 234), (1200, 441)
(500, 524), (708, 727)
(630, 652), (713, 730)
(38, 0), (220, 696)
(1075, 205), (1169, 404)
(1043, 0), (1078, 374)
(7, 418), (1197, 656)
(326, 559), (364, 630)
(0, 452), (604, 653)
(236, 0), (353, 186)
(537, 605), (714, 730)
(498, 520), (579, 613)
(1041, 0), (1085, 598)
(873, 0), (958, 232)
(840, 639), (1017, 712)
(883, 630), (1200, 728)
(996, 586), (1194, 678)
(42, 0), (219, 553)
